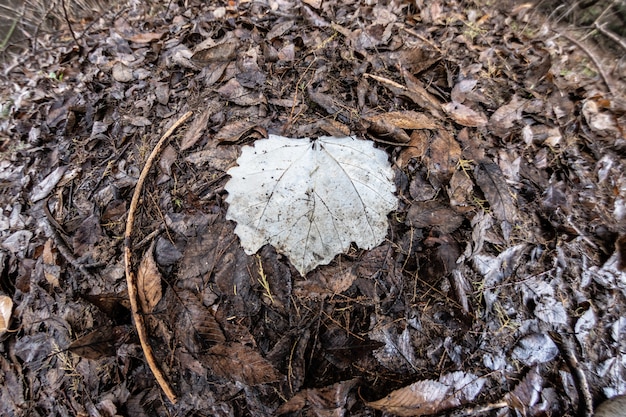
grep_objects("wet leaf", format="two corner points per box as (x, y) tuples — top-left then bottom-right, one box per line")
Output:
(0, 295), (13, 335)
(505, 367), (543, 415)
(136, 244), (162, 314)
(225, 135), (397, 276)
(208, 343), (281, 385)
(68, 325), (133, 359)
(512, 333), (559, 366)
(277, 379), (357, 415)
(407, 201), (464, 234)
(366, 371), (485, 416)
(176, 290), (225, 349)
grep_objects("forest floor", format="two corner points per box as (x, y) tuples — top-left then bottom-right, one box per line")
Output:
(1, 0), (626, 416)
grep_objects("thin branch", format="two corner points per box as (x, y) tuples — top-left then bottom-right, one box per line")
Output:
(595, 22), (626, 52)
(556, 30), (616, 96)
(60, 0), (80, 50)
(124, 111), (193, 404)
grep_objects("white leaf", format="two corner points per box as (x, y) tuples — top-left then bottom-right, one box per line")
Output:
(225, 135), (397, 276)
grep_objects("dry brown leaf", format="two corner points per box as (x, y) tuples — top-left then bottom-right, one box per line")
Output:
(217, 78), (266, 106)
(137, 243), (163, 314)
(474, 161), (518, 240)
(366, 111), (438, 130)
(180, 107), (213, 151)
(68, 325), (133, 360)
(442, 101), (488, 127)
(302, 0), (322, 9)
(425, 130), (462, 186)
(277, 379), (358, 415)
(406, 201), (464, 234)
(208, 343), (282, 385)
(191, 39), (240, 65)
(490, 95), (526, 137)
(124, 31), (166, 43)
(367, 372), (484, 416)
(42, 239), (60, 287)
(0, 295), (13, 335)
(214, 120), (264, 143)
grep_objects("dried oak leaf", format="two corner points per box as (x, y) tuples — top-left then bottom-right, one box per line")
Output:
(366, 372), (485, 416)
(225, 135), (397, 276)
(208, 343), (281, 385)
(136, 243), (162, 314)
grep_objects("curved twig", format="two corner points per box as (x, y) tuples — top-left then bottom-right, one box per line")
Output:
(124, 111), (193, 404)
(556, 30), (615, 96)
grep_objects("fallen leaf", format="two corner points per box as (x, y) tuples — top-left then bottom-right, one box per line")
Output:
(208, 343), (282, 385)
(489, 95), (526, 137)
(136, 243), (162, 314)
(366, 110), (438, 130)
(225, 135), (397, 276)
(68, 325), (133, 359)
(42, 239), (60, 287)
(180, 107), (214, 151)
(366, 371), (485, 416)
(124, 31), (166, 43)
(442, 101), (488, 127)
(217, 78), (266, 106)
(31, 166), (67, 202)
(406, 201), (464, 234)
(474, 161), (518, 240)
(214, 119), (264, 143)
(0, 295), (13, 335)
(176, 290), (225, 352)
(277, 379), (357, 415)
(191, 39), (240, 65)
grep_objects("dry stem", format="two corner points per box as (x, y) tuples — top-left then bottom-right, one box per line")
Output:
(124, 110), (193, 404)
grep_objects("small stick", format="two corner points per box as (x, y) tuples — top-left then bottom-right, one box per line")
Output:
(594, 22), (626, 53)
(124, 111), (193, 404)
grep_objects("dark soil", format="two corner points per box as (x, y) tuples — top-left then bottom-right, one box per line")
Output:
(1, 1), (626, 416)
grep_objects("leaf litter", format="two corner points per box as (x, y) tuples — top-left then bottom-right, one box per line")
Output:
(0, 0), (626, 415)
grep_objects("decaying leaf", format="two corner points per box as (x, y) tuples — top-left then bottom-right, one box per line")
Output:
(136, 243), (162, 314)
(208, 343), (282, 385)
(442, 101), (488, 127)
(474, 161), (518, 240)
(191, 39), (240, 65)
(225, 135), (397, 276)
(0, 295), (13, 335)
(367, 371), (485, 416)
(176, 290), (225, 351)
(277, 379), (358, 415)
(68, 325), (133, 359)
